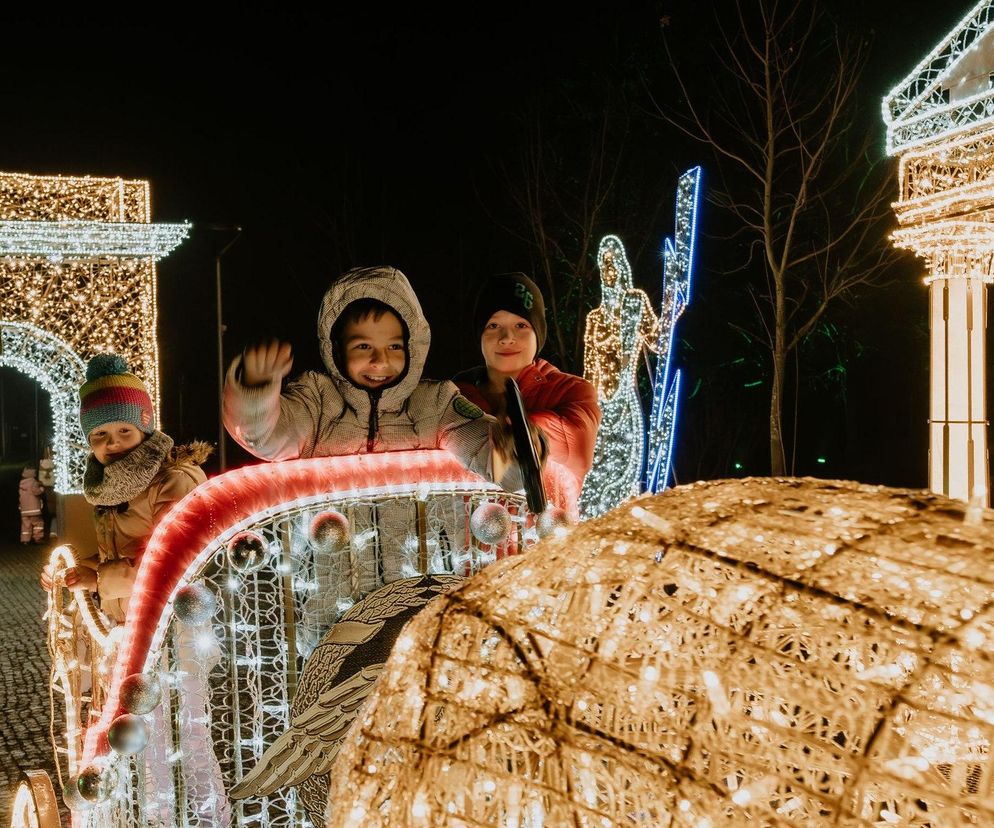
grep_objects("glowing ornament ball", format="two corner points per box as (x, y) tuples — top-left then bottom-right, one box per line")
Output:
(329, 477), (994, 827)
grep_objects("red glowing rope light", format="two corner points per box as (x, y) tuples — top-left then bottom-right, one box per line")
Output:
(82, 450), (494, 766)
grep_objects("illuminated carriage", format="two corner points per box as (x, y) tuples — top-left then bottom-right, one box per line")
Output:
(20, 450), (568, 828)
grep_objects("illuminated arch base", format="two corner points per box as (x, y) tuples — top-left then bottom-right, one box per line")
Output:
(0, 322), (86, 493)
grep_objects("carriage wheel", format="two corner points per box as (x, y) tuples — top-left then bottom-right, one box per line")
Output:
(9, 770), (62, 828)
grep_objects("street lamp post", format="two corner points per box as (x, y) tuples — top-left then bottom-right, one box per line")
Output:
(211, 227), (243, 473)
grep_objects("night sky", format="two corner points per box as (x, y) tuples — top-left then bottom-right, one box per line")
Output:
(0, 1), (980, 487)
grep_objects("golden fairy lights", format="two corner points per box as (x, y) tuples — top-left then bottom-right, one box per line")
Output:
(578, 235), (660, 518)
(0, 172), (185, 490)
(883, 8), (994, 504)
(329, 477), (994, 827)
(46, 545), (114, 787)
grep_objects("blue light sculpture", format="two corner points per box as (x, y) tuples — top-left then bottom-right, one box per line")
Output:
(645, 166), (702, 492)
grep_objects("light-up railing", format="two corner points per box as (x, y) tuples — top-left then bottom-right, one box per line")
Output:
(65, 450), (544, 827)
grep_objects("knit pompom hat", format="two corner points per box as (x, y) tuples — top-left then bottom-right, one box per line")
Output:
(473, 273), (547, 353)
(79, 355), (155, 436)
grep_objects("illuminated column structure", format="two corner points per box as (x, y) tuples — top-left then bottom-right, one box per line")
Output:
(883, 1), (994, 504)
(0, 172), (189, 492)
(578, 236), (660, 518)
(645, 166), (702, 493)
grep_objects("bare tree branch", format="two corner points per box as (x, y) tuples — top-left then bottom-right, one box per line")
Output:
(655, 0), (900, 474)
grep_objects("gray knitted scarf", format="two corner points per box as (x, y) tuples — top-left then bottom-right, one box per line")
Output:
(83, 430), (174, 506)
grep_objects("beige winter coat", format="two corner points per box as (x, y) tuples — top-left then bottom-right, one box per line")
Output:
(223, 266), (494, 476)
(82, 433), (209, 622)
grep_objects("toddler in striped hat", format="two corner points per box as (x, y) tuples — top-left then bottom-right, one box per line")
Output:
(42, 354), (210, 621)
(79, 354), (156, 464)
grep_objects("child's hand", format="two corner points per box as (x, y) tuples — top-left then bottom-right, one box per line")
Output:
(492, 418), (548, 466)
(40, 563), (54, 591)
(242, 340), (293, 388)
(64, 566), (98, 593)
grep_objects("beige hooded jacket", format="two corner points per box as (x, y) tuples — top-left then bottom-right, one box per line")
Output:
(82, 434), (210, 622)
(223, 267), (494, 476)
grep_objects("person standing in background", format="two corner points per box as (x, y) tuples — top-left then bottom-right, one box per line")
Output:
(38, 446), (57, 539)
(18, 466), (44, 544)
(453, 273), (600, 513)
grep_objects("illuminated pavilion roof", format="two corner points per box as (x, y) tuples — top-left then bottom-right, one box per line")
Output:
(884, 1), (994, 154)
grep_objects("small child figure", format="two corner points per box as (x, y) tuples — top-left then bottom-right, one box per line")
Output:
(38, 449), (57, 539)
(42, 355), (211, 622)
(18, 467), (44, 544)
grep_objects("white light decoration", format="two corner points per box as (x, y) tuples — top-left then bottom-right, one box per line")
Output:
(0, 321), (87, 492)
(578, 235), (660, 518)
(645, 166), (702, 493)
(0, 171), (186, 490)
(883, 7), (994, 504)
(67, 452), (533, 827)
(0, 219), (190, 259)
(329, 477), (994, 828)
(44, 543), (114, 794)
(883, 1), (994, 154)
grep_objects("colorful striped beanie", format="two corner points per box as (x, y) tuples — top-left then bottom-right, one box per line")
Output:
(79, 354), (155, 436)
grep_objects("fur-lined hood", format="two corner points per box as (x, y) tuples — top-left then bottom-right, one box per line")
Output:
(316, 266), (430, 414)
(84, 432), (213, 506)
(165, 440), (213, 469)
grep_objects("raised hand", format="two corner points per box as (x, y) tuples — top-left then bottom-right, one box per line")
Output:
(242, 340), (293, 388)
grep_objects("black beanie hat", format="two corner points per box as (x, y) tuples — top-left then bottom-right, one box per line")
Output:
(473, 273), (547, 353)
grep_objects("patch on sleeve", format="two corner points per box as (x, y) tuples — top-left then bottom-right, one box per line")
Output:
(453, 396), (484, 420)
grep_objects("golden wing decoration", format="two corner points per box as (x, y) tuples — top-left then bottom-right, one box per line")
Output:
(229, 664), (384, 800)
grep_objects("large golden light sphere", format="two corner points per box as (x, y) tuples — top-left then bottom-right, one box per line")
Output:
(329, 478), (994, 827)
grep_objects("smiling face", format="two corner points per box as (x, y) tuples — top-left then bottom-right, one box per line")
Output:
(481, 310), (538, 381)
(88, 421), (146, 465)
(341, 310), (408, 390)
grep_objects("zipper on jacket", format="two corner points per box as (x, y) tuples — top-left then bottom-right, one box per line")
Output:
(366, 391), (381, 452)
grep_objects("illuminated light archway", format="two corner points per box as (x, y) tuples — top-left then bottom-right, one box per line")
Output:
(883, 1), (994, 504)
(0, 322), (86, 492)
(0, 172), (189, 491)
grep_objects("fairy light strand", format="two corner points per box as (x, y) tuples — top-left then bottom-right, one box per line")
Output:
(578, 235), (660, 519)
(883, 1), (994, 154)
(883, 14), (994, 504)
(328, 477), (994, 828)
(0, 171), (187, 490)
(0, 219), (190, 259)
(0, 322), (87, 492)
(645, 166), (702, 493)
(76, 451), (531, 826)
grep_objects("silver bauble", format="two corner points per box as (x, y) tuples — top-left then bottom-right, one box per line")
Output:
(470, 502), (512, 545)
(108, 714), (149, 756)
(309, 510), (350, 554)
(76, 765), (116, 803)
(536, 506), (573, 539)
(63, 780), (93, 811)
(173, 583), (217, 625)
(120, 672), (162, 715)
(227, 531), (269, 573)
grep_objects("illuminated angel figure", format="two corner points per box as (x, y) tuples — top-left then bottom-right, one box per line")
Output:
(578, 235), (659, 518)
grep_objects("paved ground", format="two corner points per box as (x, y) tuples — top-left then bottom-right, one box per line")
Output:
(0, 537), (69, 827)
